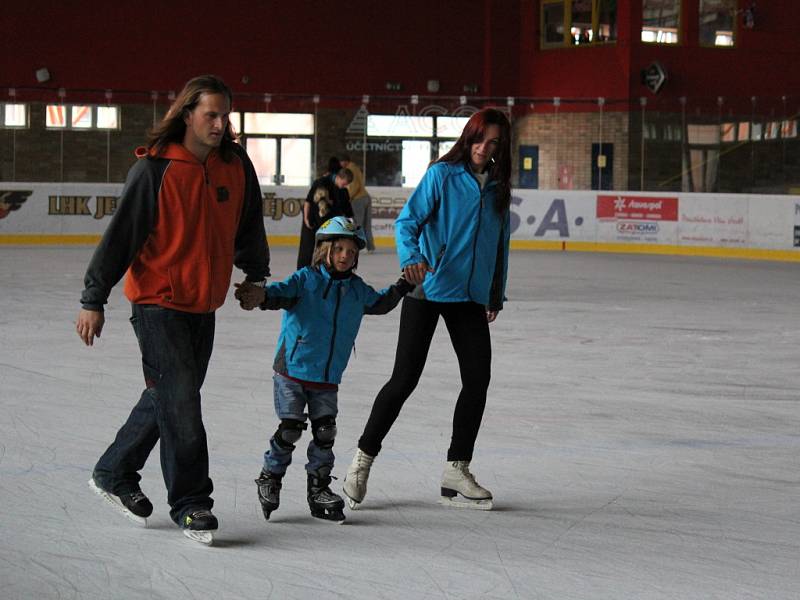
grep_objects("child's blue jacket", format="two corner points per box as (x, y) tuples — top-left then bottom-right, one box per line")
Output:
(261, 266), (410, 384)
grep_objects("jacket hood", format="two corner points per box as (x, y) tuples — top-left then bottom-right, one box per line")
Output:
(135, 143), (213, 163)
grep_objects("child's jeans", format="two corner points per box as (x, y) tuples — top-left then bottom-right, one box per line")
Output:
(263, 373), (339, 475)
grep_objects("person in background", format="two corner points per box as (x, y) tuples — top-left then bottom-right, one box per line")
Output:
(297, 167), (354, 268)
(343, 108), (512, 512)
(340, 154), (375, 252)
(76, 74), (270, 544)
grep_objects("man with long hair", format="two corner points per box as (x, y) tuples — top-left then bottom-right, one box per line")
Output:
(344, 108), (512, 511)
(76, 74), (270, 544)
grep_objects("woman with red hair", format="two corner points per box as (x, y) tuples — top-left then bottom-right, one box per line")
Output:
(344, 108), (512, 511)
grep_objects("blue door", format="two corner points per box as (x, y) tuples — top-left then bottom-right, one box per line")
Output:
(518, 145), (539, 189)
(591, 143), (614, 190)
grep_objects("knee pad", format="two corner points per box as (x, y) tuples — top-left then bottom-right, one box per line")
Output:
(274, 419), (307, 450)
(311, 416), (337, 450)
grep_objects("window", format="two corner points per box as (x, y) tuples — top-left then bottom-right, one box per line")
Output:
(243, 113), (313, 135)
(737, 122), (750, 141)
(71, 106), (92, 129)
(231, 111), (314, 186)
(364, 114), (473, 187)
(663, 124), (682, 141)
(542, 0), (566, 46)
(688, 124), (720, 145)
(642, 0), (680, 44)
(721, 122), (737, 142)
(764, 122), (780, 140)
(782, 120), (797, 139)
(97, 106), (119, 129)
(1, 103), (27, 128)
(570, 0), (593, 44)
(367, 115), (433, 137)
(699, 0), (735, 47)
(45, 105), (120, 130)
(436, 116), (469, 138)
(542, 0), (617, 48)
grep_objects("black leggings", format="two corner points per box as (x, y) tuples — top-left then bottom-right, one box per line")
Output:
(358, 297), (491, 461)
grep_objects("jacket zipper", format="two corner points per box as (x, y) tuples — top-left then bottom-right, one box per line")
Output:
(290, 335), (303, 361)
(203, 161), (212, 311)
(466, 172), (484, 301)
(324, 283), (342, 381)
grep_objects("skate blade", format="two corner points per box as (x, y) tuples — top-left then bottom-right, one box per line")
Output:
(88, 478), (148, 527)
(345, 496), (360, 510)
(182, 529), (214, 545)
(438, 496), (493, 511)
(311, 511), (346, 524)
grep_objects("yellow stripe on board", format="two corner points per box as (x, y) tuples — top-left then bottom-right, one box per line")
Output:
(0, 234), (103, 245)
(510, 239), (800, 262)
(3, 234), (800, 263)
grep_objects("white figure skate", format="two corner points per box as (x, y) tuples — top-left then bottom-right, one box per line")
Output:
(439, 460), (493, 510)
(342, 449), (374, 510)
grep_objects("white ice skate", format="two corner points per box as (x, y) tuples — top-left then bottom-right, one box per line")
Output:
(438, 460), (493, 510)
(342, 449), (374, 510)
(88, 478), (148, 527)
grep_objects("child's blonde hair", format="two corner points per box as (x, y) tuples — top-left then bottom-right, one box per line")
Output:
(312, 239), (359, 270)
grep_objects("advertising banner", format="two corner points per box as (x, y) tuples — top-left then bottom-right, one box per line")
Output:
(678, 194), (748, 247)
(1, 182), (799, 259)
(596, 194), (679, 245)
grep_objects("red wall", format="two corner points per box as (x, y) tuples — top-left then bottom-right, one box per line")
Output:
(3, 1), (520, 107)
(4, 1), (800, 115)
(516, 0), (800, 115)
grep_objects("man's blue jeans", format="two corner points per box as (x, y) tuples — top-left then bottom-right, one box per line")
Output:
(263, 373), (339, 476)
(93, 304), (215, 524)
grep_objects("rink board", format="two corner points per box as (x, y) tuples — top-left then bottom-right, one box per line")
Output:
(1, 183), (799, 261)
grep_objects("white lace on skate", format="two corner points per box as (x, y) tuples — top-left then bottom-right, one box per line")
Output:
(343, 450), (374, 509)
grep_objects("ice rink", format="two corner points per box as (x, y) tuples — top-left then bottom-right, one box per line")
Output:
(1, 245), (799, 599)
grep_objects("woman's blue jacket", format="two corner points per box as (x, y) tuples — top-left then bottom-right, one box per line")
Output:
(395, 161), (510, 311)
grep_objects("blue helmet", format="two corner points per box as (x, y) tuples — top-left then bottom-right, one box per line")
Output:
(315, 216), (367, 249)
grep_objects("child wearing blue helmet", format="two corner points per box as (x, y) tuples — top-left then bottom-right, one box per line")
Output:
(234, 216), (412, 523)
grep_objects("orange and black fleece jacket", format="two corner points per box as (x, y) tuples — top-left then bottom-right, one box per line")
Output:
(80, 142), (270, 313)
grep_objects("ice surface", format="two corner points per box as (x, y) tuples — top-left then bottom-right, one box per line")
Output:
(1, 246), (799, 599)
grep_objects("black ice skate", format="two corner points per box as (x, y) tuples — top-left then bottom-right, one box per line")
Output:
(88, 476), (153, 526)
(181, 509), (218, 545)
(255, 470), (283, 521)
(307, 469), (346, 524)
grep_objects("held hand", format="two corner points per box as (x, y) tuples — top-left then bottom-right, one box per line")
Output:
(234, 281), (265, 310)
(76, 308), (104, 346)
(402, 261), (433, 285)
(486, 310), (498, 323)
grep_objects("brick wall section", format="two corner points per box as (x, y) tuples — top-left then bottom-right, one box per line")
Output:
(515, 111), (629, 190)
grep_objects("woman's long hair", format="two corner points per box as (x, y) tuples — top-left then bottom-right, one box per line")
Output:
(146, 74), (237, 161)
(438, 108), (511, 213)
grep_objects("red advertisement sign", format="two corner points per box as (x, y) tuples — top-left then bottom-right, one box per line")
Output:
(597, 195), (678, 221)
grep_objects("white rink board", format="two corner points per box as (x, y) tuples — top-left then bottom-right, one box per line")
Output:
(1, 182), (799, 251)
